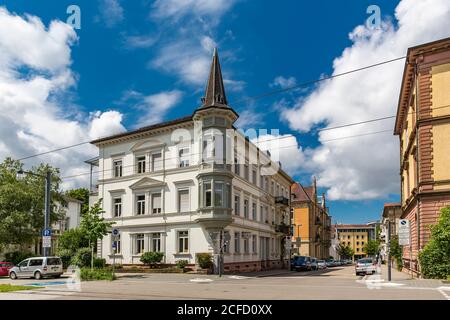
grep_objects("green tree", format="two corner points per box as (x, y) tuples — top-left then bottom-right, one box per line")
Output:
(363, 239), (381, 257)
(80, 199), (114, 270)
(390, 235), (403, 271)
(0, 157), (64, 249)
(65, 188), (90, 216)
(57, 228), (89, 253)
(419, 206), (450, 279)
(337, 244), (354, 260)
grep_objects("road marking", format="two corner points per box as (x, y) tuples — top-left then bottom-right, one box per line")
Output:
(437, 288), (450, 300)
(189, 278), (213, 283)
(228, 275), (252, 280)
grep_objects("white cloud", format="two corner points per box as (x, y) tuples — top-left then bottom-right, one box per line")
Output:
(280, 0), (450, 200)
(89, 111), (126, 139)
(150, 39), (213, 85)
(251, 134), (306, 177)
(97, 0), (124, 28)
(121, 90), (183, 128)
(0, 7), (126, 190)
(235, 109), (264, 129)
(271, 76), (297, 89)
(123, 34), (157, 49)
(151, 0), (237, 21)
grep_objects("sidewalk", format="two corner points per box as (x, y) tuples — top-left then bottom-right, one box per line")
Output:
(233, 268), (292, 278)
(378, 264), (445, 289)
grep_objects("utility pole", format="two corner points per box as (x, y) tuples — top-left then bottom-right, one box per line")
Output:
(44, 170), (51, 257)
(387, 220), (391, 281)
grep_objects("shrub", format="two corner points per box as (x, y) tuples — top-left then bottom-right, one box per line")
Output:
(57, 248), (74, 269)
(419, 206), (450, 279)
(4, 251), (36, 265)
(140, 252), (164, 267)
(57, 228), (89, 253)
(196, 253), (213, 269)
(71, 247), (92, 268)
(80, 268), (116, 281)
(93, 258), (106, 269)
(176, 259), (189, 269)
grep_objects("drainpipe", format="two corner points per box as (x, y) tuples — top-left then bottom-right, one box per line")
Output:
(414, 59), (421, 276)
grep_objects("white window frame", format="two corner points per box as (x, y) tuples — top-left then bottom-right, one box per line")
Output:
(113, 197), (122, 217)
(243, 198), (249, 219)
(234, 232), (240, 253)
(136, 155), (146, 174)
(177, 230), (189, 254)
(151, 192), (162, 214)
(113, 159), (123, 177)
(135, 234), (145, 254)
(151, 151), (163, 172)
(136, 194), (146, 215)
(150, 233), (161, 252)
(178, 146), (190, 168)
(234, 194), (240, 215)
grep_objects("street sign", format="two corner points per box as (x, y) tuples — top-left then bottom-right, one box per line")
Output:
(42, 228), (52, 237)
(285, 239), (292, 249)
(398, 219), (410, 245)
(112, 242), (117, 249)
(112, 228), (120, 237)
(42, 236), (51, 248)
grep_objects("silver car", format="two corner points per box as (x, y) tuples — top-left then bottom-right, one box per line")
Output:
(9, 257), (63, 280)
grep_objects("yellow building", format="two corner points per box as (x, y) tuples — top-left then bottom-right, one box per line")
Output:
(335, 225), (375, 260)
(394, 37), (450, 276)
(291, 179), (331, 259)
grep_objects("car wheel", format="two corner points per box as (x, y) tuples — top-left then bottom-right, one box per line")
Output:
(34, 271), (42, 280)
(54, 274), (61, 278)
(372, 270), (376, 275)
(9, 272), (17, 280)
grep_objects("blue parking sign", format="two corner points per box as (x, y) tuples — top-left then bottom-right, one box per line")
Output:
(42, 228), (52, 237)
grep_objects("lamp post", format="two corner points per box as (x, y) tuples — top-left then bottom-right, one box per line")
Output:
(17, 169), (52, 257)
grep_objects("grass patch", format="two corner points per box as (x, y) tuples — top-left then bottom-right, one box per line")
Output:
(0, 284), (39, 292)
(80, 268), (116, 281)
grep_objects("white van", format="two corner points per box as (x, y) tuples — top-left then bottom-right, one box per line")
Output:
(9, 256), (63, 280)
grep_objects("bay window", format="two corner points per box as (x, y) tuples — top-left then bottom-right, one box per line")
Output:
(214, 182), (224, 207)
(200, 179), (231, 209)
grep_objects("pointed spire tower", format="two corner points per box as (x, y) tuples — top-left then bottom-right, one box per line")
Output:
(201, 48), (228, 107)
(193, 48), (238, 121)
(193, 48), (237, 233)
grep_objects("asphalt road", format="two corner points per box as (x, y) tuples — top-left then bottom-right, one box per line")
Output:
(0, 265), (448, 300)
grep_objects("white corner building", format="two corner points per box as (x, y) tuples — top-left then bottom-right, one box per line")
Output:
(87, 49), (294, 273)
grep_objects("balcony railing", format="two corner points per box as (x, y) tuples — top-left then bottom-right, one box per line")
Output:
(275, 196), (289, 207)
(275, 223), (290, 235)
(315, 217), (322, 225)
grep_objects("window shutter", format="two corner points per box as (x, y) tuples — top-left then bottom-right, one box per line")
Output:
(152, 193), (161, 213)
(179, 190), (189, 212)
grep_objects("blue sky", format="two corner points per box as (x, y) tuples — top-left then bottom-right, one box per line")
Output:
(2, 0), (448, 224)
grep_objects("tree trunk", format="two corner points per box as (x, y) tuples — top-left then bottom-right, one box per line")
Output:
(91, 244), (94, 270)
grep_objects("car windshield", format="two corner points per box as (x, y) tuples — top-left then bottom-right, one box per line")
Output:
(46, 258), (62, 266)
(358, 259), (373, 264)
(294, 256), (307, 262)
(318, 260), (325, 263)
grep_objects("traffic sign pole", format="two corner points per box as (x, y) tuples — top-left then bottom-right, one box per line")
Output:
(43, 171), (51, 257)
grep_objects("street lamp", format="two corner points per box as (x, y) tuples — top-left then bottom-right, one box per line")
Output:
(17, 169), (52, 257)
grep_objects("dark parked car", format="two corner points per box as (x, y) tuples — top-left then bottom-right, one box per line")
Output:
(291, 256), (312, 271)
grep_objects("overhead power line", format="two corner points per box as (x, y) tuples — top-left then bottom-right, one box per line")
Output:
(13, 55), (408, 163)
(231, 56), (406, 105)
